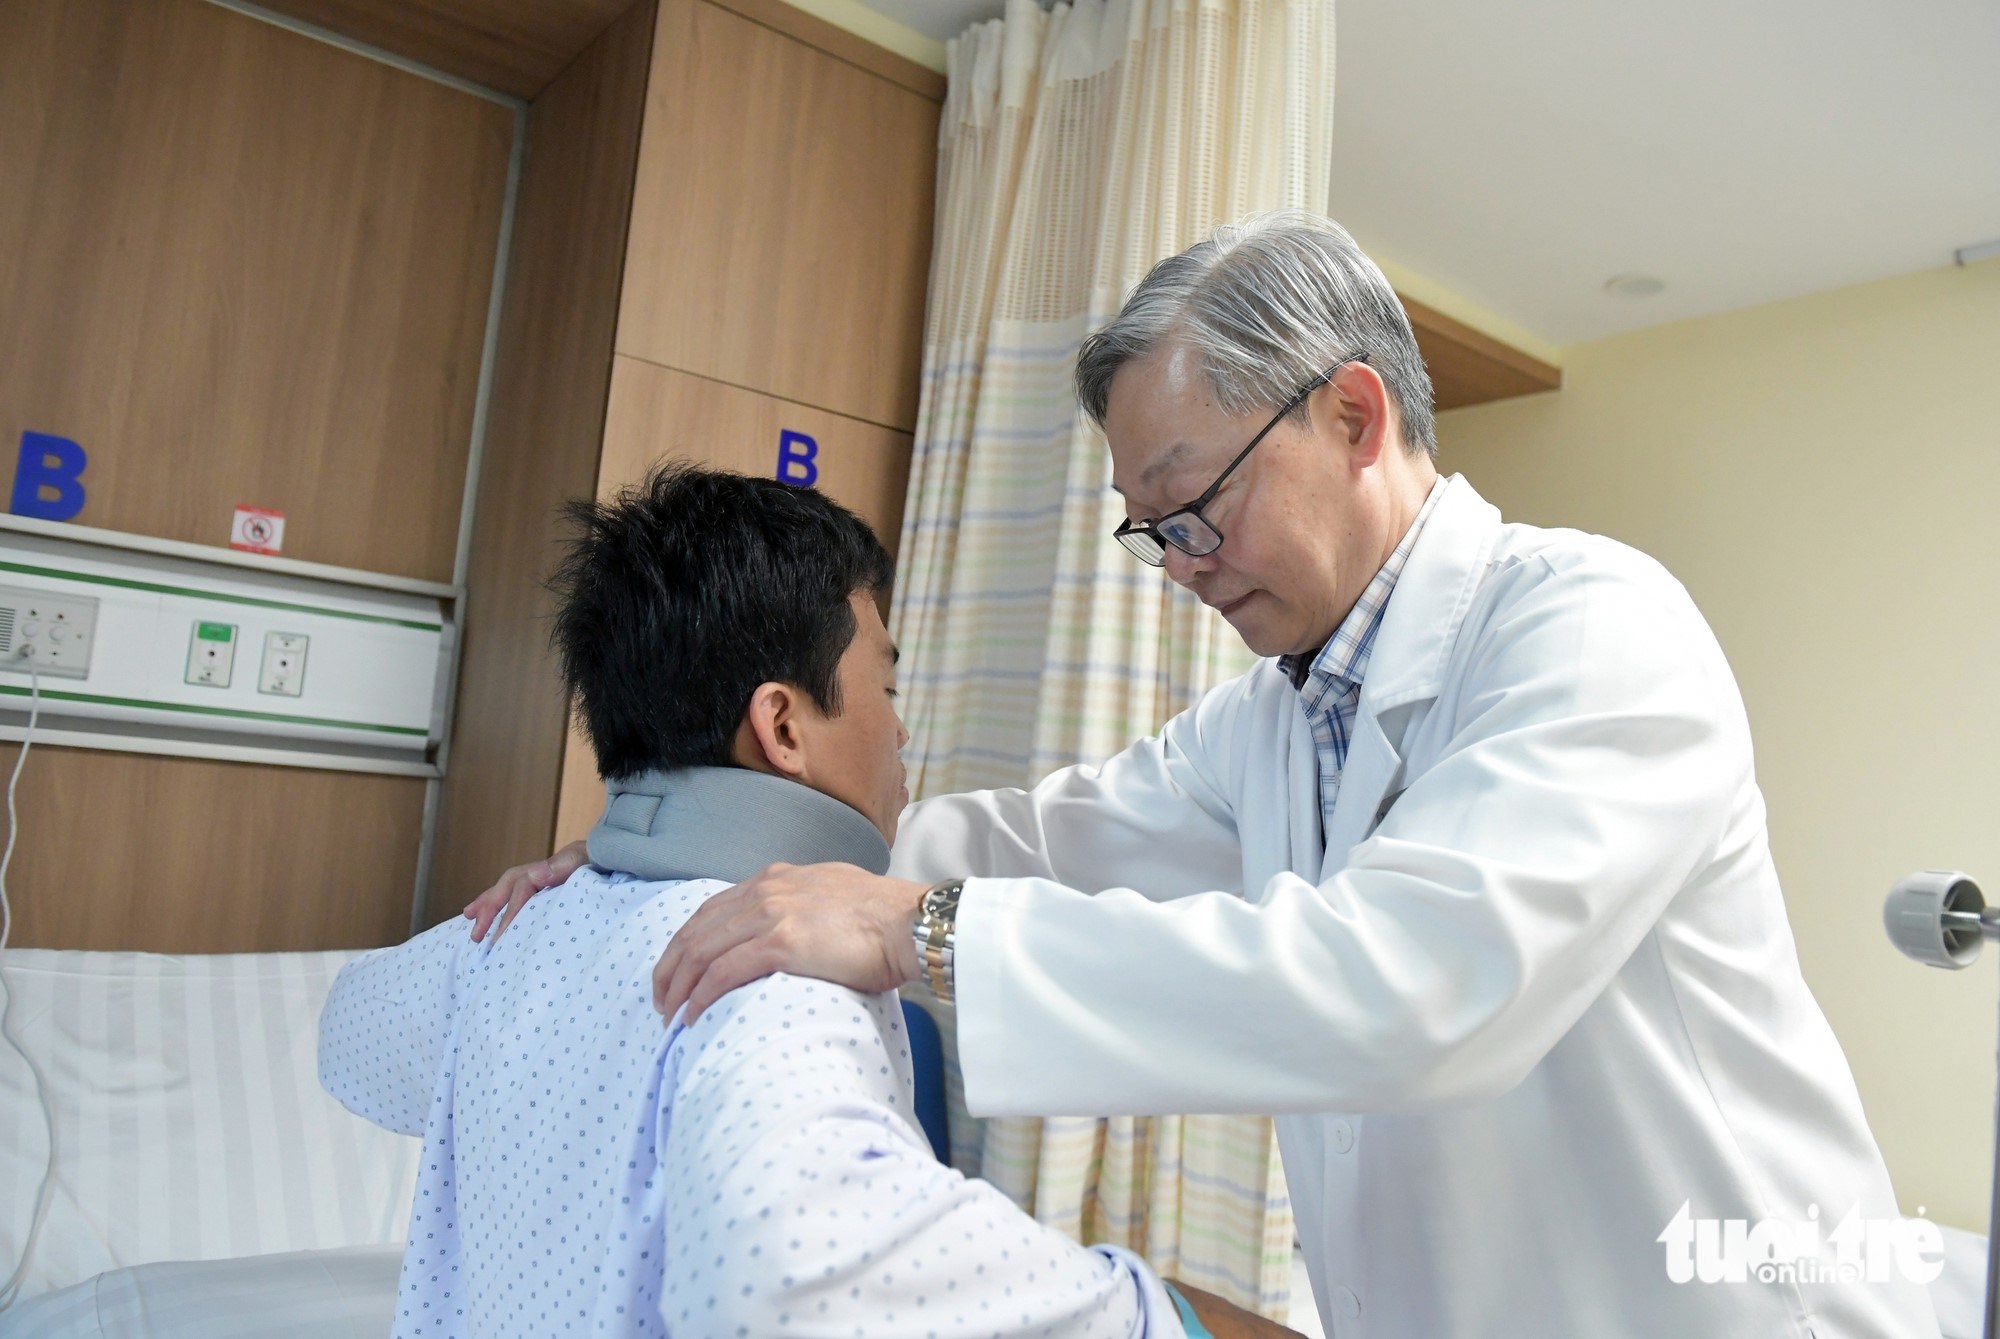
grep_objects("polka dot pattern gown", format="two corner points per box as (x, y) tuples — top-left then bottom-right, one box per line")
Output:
(319, 867), (1182, 1338)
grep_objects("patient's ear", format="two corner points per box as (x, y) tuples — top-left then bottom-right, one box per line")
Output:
(734, 681), (809, 779)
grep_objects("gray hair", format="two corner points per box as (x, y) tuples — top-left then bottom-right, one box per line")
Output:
(1075, 211), (1437, 457)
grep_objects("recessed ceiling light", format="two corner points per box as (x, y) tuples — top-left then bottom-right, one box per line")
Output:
(1604, 273), (1666, 299)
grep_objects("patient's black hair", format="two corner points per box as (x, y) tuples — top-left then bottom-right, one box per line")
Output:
(549, 463), (894, 781)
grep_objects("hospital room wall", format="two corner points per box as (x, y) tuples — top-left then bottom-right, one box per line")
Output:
(0, 0), (512, 951)
(1435, 258), (2000, 1230)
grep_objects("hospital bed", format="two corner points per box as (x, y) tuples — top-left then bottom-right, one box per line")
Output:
(0, 949), (415, 1337)
(0, 947), (1986, 1338)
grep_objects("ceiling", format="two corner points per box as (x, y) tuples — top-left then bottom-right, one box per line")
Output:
(862, 0), (2000, 346)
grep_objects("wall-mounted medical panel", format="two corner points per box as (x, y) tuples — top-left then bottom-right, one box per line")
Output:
(0, 527), (448, 770)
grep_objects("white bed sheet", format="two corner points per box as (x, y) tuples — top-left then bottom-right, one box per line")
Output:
(0, 948), (418, 1302)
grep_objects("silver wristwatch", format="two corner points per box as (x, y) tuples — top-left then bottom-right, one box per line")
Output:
(914, 878), (964, 1004)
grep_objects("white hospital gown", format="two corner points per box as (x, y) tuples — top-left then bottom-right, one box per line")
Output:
(319, 867), (1180, 1339)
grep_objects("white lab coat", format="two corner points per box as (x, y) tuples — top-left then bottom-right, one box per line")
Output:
(890, 476), (1937, 1338)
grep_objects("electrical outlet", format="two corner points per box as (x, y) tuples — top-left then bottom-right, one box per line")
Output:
(185, 620), (237, 688)
(0, 584), (100, 680)
(258, 631), (308, 697)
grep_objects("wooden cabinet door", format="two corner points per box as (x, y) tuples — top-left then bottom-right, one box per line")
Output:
(598, 355), (912, 555)
(616, 0), (937, 433)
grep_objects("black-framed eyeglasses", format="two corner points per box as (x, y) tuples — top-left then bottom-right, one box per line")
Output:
(1112, 354), (1369, 567)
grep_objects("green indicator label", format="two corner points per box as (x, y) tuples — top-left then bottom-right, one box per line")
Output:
(197, 621), (235, 642)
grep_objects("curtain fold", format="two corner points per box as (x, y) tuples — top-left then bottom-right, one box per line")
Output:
(891, 0), (1334, 1316)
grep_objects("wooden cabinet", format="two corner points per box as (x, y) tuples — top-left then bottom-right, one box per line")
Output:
(0, 0), (512, 585)
(618, 0), (937, 432)
(599, 357), (913, 561)
(428, 0), (939, 920)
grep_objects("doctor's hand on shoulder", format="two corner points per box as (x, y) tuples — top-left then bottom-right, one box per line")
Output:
(650, 861), (929, 1021)
(464, 846), (930, 1022)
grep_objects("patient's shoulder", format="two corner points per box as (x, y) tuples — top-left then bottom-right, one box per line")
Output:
(669, 974), (916, 1124)
(507, 868), (729, 961)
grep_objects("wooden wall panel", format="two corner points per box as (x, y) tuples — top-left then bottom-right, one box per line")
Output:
(1403, 295), (1563, 411)
(597, 355), (914, 558)
(706, 0), (945, 99)
(554, 724), (609, 851)
(550, 353), (914, 841)
(616, 0), (939, 432)
(253, 0), (632, 99)
(0, 0), (512, 583)
(426, 1), (657, 924)
(2, 749), (425, 952)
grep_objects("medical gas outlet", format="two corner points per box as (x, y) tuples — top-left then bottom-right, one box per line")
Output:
(185, 620), (237, 687)
(259, 631), (308, 697)
(0, 585), (99, 679)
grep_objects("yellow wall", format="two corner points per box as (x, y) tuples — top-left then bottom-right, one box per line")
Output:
(1436, 259), (2000, 1229)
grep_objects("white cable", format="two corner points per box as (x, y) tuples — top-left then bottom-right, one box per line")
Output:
(0, 655), (55, 1311)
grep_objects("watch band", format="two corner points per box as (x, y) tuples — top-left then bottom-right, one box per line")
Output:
(914, 878), (964, 1005)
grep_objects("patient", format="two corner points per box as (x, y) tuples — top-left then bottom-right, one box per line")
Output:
(320, 466), (1282, 1339)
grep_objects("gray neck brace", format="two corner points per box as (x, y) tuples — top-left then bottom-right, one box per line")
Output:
(586, 766), (891, 884)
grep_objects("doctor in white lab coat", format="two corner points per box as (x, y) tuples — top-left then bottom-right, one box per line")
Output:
(475, 212), (1936, 1338)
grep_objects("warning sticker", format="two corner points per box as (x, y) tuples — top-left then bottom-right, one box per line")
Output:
(230, 506), (286, 555)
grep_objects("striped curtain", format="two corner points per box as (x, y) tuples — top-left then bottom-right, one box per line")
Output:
(890, 0), (1335, 1317)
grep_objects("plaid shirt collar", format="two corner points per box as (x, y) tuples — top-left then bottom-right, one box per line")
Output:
(1278, 475), (1447, 695)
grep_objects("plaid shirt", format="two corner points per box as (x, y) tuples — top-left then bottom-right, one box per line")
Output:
(1277, 476), (1447, 836)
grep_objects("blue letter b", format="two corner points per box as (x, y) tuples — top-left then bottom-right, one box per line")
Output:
(11, 432), (88, 521)
(776, 430), (819, 487)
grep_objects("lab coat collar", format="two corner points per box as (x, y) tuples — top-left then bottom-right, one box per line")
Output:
(1316, 476), (1501, 861)
(1352, 473), (1503, 714)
